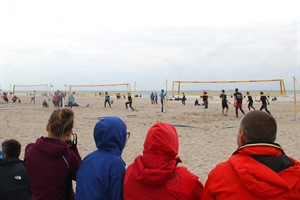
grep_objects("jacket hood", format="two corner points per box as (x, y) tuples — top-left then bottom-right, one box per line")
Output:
(35, 137), (69, 157)
(93, 116), (127, 156)
(132, 122), (180, 185)
(230, 143), (300, 198)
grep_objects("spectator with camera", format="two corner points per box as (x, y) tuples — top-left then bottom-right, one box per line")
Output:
(24, 108), (81, 200)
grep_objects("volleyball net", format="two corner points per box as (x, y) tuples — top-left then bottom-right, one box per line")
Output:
(293, 76), (300, 119)
(66, 83), (131, 97)
(171, 79), (287, 97)
(12, 84), (51, 96)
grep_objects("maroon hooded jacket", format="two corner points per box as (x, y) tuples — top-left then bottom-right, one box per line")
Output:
(24, 137), (81, 200)
(124, 122), (203, 200)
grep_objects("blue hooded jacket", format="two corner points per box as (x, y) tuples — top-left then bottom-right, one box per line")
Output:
(76, 117), (127, 200)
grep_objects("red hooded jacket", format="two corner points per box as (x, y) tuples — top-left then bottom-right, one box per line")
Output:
(202, 143), (300, 200)
(124, 122), (203, 200)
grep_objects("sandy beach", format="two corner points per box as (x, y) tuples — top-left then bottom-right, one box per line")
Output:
(0, 94), (299, 184)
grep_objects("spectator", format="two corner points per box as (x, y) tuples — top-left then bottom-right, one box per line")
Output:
(42, 100), (49, 108)
(76, 117), (128, 200)
(159, 89), (166, 112)
(202, 91), (209, 109)
(203, 110), (300, 199)
(24, 108), (81, 200)
(0, 139), (31, 200)
(124, 122), (204, 199)
(67, 94), (75, 108)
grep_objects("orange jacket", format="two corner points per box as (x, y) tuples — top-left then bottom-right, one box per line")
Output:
(202, 143), (300, 200)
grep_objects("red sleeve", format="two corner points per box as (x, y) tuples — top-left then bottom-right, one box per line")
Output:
(190, 180), (204, 200)
(202, 175), (216, 200)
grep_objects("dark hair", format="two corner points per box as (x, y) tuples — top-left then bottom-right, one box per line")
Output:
(48, 108), (74, 138)
(240, 110), (277, 143)
(2, 139), (21, 158)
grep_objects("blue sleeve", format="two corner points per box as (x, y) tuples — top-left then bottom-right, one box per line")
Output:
(109, 159), (126, 200)
(110, 176), (125, 200)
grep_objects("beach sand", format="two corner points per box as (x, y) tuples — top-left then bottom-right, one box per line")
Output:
(0, 94), (299, 184)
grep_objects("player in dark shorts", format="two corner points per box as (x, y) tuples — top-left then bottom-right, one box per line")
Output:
(202, 91), (209, 109)
(125, 93), (134, 111)
(256, 91), (271, 114)
(233, 88), (245, 118)
(246, 91), (255, 111)
(220, 89), (231, 116)
(104, 92), (111, 108)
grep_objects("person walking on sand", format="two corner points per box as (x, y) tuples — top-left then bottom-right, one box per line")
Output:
(30, 91), (36, 104)
(246, 91), (256, 111)
(182, 93), (186, 105)
(125, 93), (134, 111)
(233, 88), (245, 118)
(202, 91), (209, 109)
(202, 110), (300, 199)
(154, 92), (158, 104)
(52, 92), (59, 107)
(150, 92), (155, 104)
(124, 122), (204, 199)
(256, 91), (271, 114)
(220, 89), (231, 116)
(104, 91), (111, 108)
(159, 89), (166, 112)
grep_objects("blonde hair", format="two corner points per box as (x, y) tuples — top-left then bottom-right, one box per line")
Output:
(48, 108), (74, 138)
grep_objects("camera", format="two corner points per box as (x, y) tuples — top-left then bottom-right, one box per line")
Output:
(66, 133), (77, 147)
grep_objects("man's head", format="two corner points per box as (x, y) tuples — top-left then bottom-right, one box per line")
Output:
(237, 110), (277, 146)
(235, 88), (238, 92)
(2, 139), (21, 159)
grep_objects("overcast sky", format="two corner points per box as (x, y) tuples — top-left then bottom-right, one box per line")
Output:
(0, 0), (299, 91)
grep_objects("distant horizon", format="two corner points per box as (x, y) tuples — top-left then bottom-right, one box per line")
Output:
(2, 77), (299, 92)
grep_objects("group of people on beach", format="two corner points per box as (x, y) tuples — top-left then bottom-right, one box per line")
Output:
(1, 107), (300, 200)
(225, 88), (271, 117)
(1, 93), (21, 104)
(190, 88), (272, 117)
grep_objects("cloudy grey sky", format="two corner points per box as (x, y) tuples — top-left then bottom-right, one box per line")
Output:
(0, 0), (299, 91)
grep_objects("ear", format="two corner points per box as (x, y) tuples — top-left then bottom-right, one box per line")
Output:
(66, 131), (72, 137)
(46, 123), (50, 132)
(237, 130), (247, 146)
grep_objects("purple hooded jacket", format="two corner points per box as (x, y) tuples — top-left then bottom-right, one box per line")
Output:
(24, 137), (81, 200)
